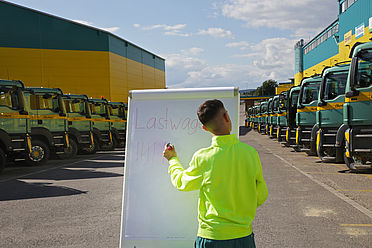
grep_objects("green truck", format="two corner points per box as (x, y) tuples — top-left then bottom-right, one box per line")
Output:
(266, 98), (274, 135)
(63, 94), (94, 156)
(107, 102), (127, 148)
(258, 101), (268, 134)
(276, 91), (288, 142)
(269, 95), (280, 138)
(315, 63), (349, 162)
(0, 80), (31, 172)
(296, 76), (321, 155)
(343, 42), (372, 169)
(24, 87), (70, 164)
(285, 86), (301, 147)
(87, 98), (114, 152)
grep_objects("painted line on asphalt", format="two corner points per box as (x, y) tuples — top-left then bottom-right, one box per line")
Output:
(337, 189), (372, 192)
(340, 224), (372, 227)
(265, 147), (372, 220)
(0, 154), (108, 184)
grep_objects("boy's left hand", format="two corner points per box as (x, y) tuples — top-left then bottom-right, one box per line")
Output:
(163, 144), (177, 161)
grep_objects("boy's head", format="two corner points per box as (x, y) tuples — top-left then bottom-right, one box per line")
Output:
(197, 99), (232, 135)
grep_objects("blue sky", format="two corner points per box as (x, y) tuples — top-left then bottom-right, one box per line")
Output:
(7, 0), (339, 89)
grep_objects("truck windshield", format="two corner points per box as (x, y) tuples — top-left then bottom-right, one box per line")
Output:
(301, 82), (320, 104)
(290, 91), (299, 108)
(65, 99), (85, 114)
(279, 94), (287, 110)
(261, 104), (267, 113)
(268, 101), (273, 113)
(0, 88), (19, 110)
(273, 99), (279, 112)
(89, 103), (106, 115)
(323, 71), (347, 100)
(30, 94), (60, 112)
(108, 106), (125, 119)
(356, 51), (372, 89)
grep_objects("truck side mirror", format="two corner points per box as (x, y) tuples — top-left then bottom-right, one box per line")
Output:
(345, 90), (359, 98)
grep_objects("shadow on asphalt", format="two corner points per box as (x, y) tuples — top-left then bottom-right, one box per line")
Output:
(0, 179), (87, 201)
(338, 167), (372, 174)
(239, 126), (251, 136)
(23, 167), (123, 181)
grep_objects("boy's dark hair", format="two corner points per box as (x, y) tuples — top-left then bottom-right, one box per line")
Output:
(197, 99), (225, 125)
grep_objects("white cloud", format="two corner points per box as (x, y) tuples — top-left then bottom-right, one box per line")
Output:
(165, 38), (295, 89)
(197, 27), (234, 39)
(73, 19), (120, 33)
(220, 0), (338, 38)
(226, 41), (250, 50)
(134, 23), (191, 37)
(181, 47), (204, 56)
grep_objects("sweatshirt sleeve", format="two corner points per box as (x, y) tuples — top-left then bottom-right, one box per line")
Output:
(255, 152), (268, 207)
(168, 154), (204, 192)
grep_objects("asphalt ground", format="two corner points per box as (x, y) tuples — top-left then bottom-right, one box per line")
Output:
(0, 151), (124, 248)
(242, 129), (372, 247)
(0, 127), (371, 247)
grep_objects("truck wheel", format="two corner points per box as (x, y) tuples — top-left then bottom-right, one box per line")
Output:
(0, 148), (6, 174)
(58, 138), (78, 160)
(26, 140), (50, 166)
(85, 137), (99, 154)
(344, 153), (356, 171)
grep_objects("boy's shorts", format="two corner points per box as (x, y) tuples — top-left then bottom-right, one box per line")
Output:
(195, 233), (256, 248)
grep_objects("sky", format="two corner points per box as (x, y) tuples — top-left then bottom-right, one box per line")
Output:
(6, 0), (339, 90)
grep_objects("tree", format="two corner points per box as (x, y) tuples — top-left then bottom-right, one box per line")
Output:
(254, 79), (277, 96)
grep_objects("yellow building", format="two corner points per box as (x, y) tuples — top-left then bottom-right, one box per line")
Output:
(0, 1), (165, 102)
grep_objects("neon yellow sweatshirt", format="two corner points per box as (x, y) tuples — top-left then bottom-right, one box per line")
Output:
(168, 134), (268, 240)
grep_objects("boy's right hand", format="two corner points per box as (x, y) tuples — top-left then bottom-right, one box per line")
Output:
(163, 144), (177, 161)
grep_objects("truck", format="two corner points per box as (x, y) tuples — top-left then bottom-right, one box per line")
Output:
(296, 76), (322, 155)
(63, 94), (94, 156)
(276, 90), (288, 142)
(285, 86), (301, 147)
(24, 87), (70, 164)
(269, 95), (280, 138)
(87, 98), (114, 152)
(266, 98), (274, 135)
(107, 102), (127, 148)
(315, 63), (349, 162)
(343, 42), (372, 170)
(258, 101), (268, 134)
(0, 80), (31, 172)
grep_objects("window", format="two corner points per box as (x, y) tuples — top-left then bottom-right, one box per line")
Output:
(323, 72), (348, 100)
(342, 1), (348, 13)
(290, 91), (299, 108)
(89, 102), (106, 115)
(30, 94), (60, 112)
(0, 89), (19, 110)
(64, 99), (85, 114)
(302, 82), (320, 104)
(355, 50), (372, 89)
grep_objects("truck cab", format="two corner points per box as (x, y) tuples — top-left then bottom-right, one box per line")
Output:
(258, 101), (267, 134)
(0, 80), (31, 172)
(23, 87), (69, 165)
(266, 98), (274, 135)
(63, 94), (94, 156)
(285, 86), (300, 147)
(296, 76), (321, 155)
(270, 95), (280, 138)
(315, 64), (349, 162)
(88, 98), (114, 151)
(276, 91), (288, 142)
(107, 102), (127, 148)
(343, 42), (372, 170)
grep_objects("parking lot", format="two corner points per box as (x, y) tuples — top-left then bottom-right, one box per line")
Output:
(0, 129), (371, 247)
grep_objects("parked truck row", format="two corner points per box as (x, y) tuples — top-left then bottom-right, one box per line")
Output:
(247, 41), (372, 171)
(0, 81), (127, 173)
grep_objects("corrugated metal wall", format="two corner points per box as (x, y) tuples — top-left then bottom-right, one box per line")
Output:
(0, 1), (165, 102)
